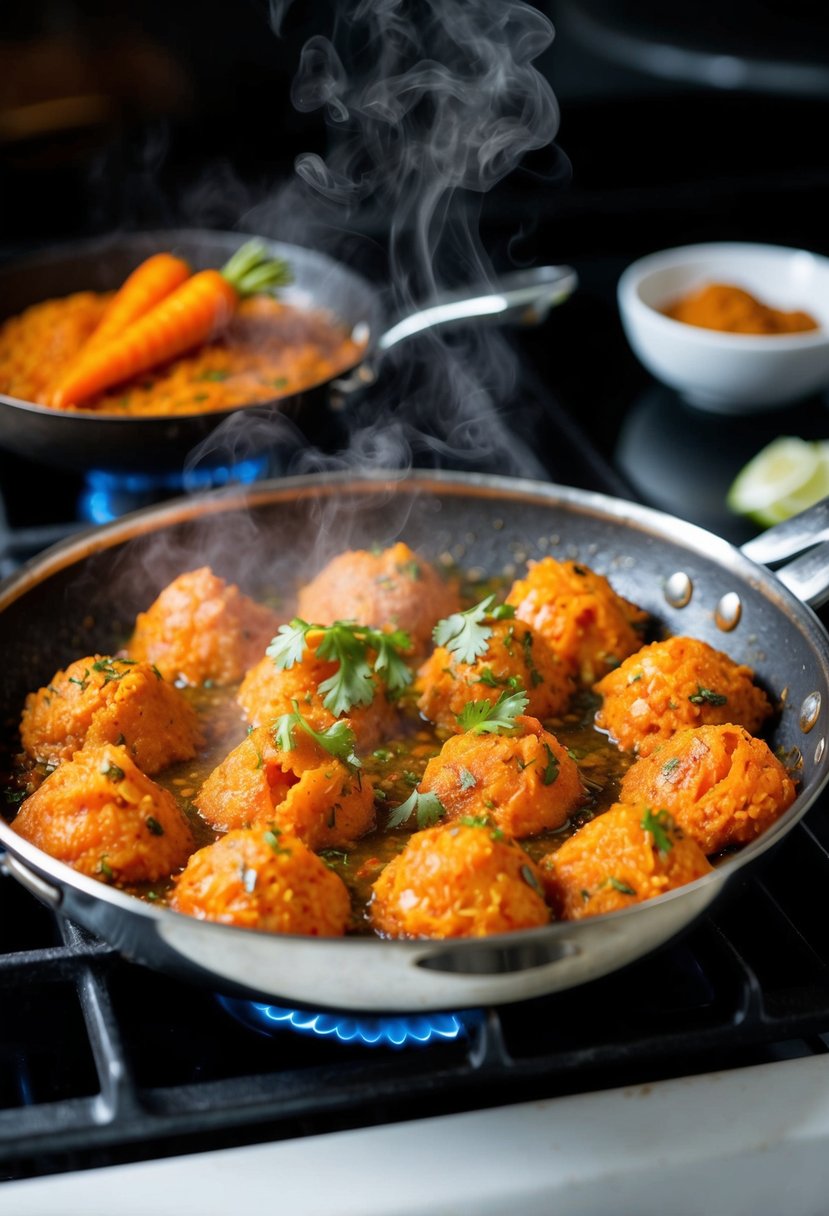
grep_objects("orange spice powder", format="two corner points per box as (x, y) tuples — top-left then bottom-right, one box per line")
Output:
(663, 282), (819, 335)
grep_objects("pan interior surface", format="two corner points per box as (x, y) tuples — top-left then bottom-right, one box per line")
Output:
(1, 472), (827, 1010)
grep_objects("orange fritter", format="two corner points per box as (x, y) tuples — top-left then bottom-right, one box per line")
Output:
(594, 636), (772, 757)
(419, 715), (584, 838)
(12, 744), (195, 883)
(506, 557), (648, 685)
(296, 542), (460, 656)
(370, 822), (550, 938)
(539, 801), (712, 920)
(127, 566), (279, 686)
(19, 655), (203, 773)
(169, 827), (351, 935)
(416, 619), (574, 732)
(195, 724), (375, 851)
(619, 723), (797, 855)
(237, 650), (397, 751)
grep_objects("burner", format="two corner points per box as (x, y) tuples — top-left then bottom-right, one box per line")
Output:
(78, 455), (271, 523)
(217, 996), (481, 1049)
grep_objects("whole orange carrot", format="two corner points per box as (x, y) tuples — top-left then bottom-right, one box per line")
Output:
(84, 252), (191, 351)
(50, 242), (292, 409)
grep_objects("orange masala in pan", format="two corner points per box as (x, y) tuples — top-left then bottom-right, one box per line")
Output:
(0, 242), (367, 416)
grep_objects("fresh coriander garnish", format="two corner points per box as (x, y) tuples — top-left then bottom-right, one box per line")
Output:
(99, 856), (113, 880)
(432, 595), (515, 665)
(91, 657), (137, 684)
(607, 876), (636, 896)
(541, 742), (560, 785)
(99, 759), (125, 782)
(458, 766), (477, 790)
(641, 807), (674, 855)
(263, 827), (291, 855)
(661, 757), (680, 777)
(688, 686), (728, 707)
(456, 688), (529, 735)
(267, 619), (412, 716)
(273, 700), (361, 770)
(386, 789), (445, 830)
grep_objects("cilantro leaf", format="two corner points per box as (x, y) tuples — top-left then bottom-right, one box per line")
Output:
(268, 619), (412, 715)
(433, 595), (515, 665)
(456, 688), (529, 735)
(688, 686), (728, 707)
(641, 807), (674, 855)
(386, 789), (445, 830)
(273, 700), (361, 770)
(267, 619), (311, 670)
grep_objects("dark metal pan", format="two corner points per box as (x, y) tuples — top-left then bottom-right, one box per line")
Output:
(1, 470), (828, 1012)
(0, 230), (576, 472)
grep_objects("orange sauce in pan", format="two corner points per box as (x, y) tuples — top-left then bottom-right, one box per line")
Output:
(0, 291), (368, 416)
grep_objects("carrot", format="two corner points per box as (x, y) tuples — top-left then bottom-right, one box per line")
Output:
(49, 241), (292, 409)
(83, 253), (191, 352)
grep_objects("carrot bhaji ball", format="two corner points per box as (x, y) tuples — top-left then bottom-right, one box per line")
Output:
(127, 566), (279, 686)
(594, 636), (772, 757)
(370, 821), (550, 938)
(505, 557), (648, 685)
(20, 654), (203, 773)
(619, 723), (797, 855)
(539, 801), (712, 921)
(169, 827), (351, 935)
(12, 744), (195, 883)
(237, 626), (401, 750)
(195, 721), (375, 851)
(296, 541), (461, 656)
(416, 601), (574, 732)
(419, 715), (584, 838)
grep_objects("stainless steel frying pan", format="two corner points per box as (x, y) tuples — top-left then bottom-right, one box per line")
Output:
(1, 470), (828, 1012)
(0, 230), (576, 472)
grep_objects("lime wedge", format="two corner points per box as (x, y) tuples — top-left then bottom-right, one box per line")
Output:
(727, 436), (829, 527)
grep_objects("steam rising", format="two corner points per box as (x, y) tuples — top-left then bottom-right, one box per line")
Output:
(188, 0), (563, 484)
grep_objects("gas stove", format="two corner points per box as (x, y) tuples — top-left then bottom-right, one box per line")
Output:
(3, 2), (829, 1206)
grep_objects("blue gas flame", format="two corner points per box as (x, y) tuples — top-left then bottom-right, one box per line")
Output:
(217, 996), (480, 1049)
(80, 456), (270, 523)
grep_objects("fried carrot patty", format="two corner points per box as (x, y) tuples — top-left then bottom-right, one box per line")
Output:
(237, 649), (397, 751)
(12, 744), (195, 883)
(594, 636), (772, 757)
(127, 566), (279, 686)
(370, 821), (550, 938)
(296, 542), (461, 657)
(619, 723), (796, 854)
(506, 557), (648, 685)
(20, 654), (203, 773)
(419, 715), (584, 838)
(195, 724), (375, 851)
(416, 619), (574, 732)
(539, 801), (712, 920)
(170, 828), (351, 935)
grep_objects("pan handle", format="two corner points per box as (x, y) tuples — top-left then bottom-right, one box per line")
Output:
(376, 265), (578, 353)
(740, 498), (829, 609)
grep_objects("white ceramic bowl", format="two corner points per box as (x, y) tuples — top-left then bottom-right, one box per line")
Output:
(617, 242), (829, 413)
